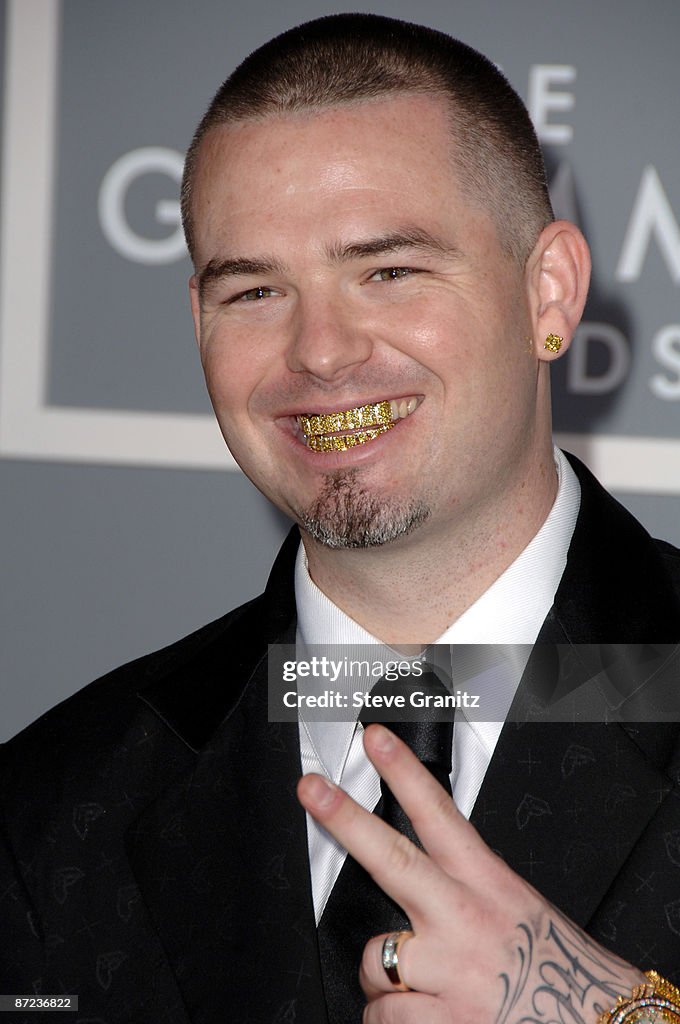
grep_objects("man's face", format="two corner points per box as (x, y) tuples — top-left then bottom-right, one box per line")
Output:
(190, 94), (541, 549)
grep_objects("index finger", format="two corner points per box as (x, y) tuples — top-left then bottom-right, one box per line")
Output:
(362, 723), (489, 871)
(297, 770), (453, 924)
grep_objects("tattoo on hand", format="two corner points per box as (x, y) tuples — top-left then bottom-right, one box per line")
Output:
(497, 912), (634, 1024)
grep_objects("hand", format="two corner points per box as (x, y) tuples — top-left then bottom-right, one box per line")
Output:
(297, 723), (645, 1024)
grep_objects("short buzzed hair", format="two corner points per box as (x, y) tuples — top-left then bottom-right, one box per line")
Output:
(181, 13), (553, 266)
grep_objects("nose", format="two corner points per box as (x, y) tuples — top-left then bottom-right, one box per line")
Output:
(285, 295), (373, 382)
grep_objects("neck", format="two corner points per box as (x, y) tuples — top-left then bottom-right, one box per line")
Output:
(302, 444), (559, 649)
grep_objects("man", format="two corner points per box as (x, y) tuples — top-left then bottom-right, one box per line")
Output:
(2, 13), (679, 1024)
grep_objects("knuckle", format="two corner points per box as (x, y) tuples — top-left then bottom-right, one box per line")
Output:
(382, 831), (419, 875)
(430, 782), (457, 822)
(409, 782), (457, 839)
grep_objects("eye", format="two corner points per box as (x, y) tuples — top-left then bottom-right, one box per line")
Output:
(233, 286), (276, 302)
(371, 267), (416, 282)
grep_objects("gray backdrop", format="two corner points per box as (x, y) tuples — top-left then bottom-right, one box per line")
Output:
(1, 0), (679, 741)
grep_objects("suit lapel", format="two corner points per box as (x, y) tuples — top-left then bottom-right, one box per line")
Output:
(471, 720), (672, 925)
(135, 527), (301, 753)
(126, 528), (330, 1023)
(537, 453), (680, 646)
(127, 656), (328, 1023)
(472, 455), (680, 926)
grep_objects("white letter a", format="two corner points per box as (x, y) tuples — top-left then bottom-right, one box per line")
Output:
(616, 165), (680, 284)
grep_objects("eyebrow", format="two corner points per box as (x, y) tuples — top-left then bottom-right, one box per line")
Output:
(197, 228), (461, 294)
(325, 228), (462, 263)
(198, 255), (288, 294)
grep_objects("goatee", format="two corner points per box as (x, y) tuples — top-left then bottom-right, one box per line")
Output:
(296, 470), (430, 549)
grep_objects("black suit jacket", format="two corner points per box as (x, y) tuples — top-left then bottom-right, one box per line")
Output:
(2, 454), (680, 1023)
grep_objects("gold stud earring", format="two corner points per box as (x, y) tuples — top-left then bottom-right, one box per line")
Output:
(544, 333), (563, 353)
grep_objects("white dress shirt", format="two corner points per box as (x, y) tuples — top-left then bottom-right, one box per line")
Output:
(295, 448), (581, 921)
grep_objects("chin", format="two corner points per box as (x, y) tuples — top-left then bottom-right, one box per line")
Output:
(295, 471), (431, 549)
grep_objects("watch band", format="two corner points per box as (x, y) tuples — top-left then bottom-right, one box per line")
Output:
(597, 971), (680, 1024)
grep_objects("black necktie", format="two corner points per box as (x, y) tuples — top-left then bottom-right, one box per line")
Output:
(317, 667), (454, 1022)
(359, 669), (454, 842)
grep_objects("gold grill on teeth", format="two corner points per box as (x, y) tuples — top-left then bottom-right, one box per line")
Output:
(298, 400), (393, 438)
(306, 426), (391, 452)
(298, 400), (395, 453)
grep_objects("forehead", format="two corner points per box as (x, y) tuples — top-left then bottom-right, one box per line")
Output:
(195, 93), (455, 194)
(190, 93), (492, 265)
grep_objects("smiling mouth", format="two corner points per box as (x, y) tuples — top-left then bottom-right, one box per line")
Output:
(297, 397), (420, 453)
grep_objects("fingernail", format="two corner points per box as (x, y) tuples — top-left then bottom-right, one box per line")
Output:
(305, 774), (337, 809)
(370, 724), (395, 753)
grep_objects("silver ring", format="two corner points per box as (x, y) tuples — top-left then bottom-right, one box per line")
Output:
(382, 930), (413, 991)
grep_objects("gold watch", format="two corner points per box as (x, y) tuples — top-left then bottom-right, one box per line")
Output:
(597, 972), (680, 1024)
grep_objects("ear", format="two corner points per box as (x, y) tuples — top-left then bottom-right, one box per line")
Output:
(525, 220), (591, 362)
(188, 274), (201, 349)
